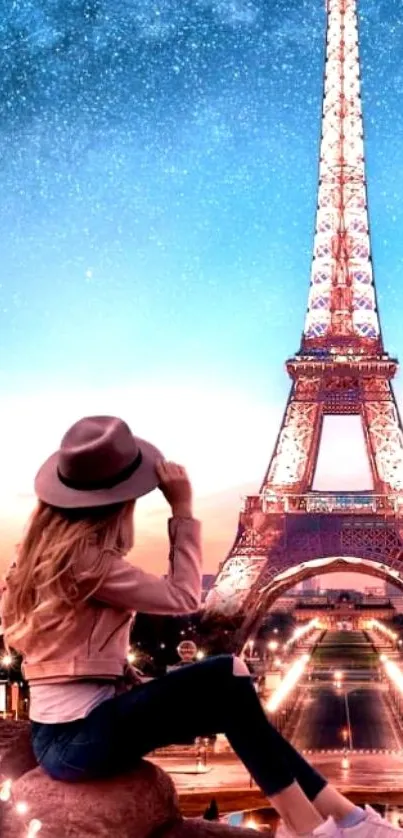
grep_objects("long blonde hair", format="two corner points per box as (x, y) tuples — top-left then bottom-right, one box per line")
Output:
(2, 499), (134, 652)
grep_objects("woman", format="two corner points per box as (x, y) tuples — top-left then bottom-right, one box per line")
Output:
(1, 415), (399, 837)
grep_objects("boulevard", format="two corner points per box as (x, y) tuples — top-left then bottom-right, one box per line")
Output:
(152, 627), (403, 814)
(293, 630), (403, 752)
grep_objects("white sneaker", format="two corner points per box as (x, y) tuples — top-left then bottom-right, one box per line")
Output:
(276, 817), (340, 837)
(312, 817), (341, 836)
(342, 806), (403, 835)
(314, 806), (403, 836)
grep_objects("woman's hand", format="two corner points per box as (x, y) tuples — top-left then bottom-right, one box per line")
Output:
(156, 460), (193, 518)
(123, 663), (145, 686)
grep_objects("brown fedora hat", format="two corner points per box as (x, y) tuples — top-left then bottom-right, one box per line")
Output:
(34, 416), (164, 509)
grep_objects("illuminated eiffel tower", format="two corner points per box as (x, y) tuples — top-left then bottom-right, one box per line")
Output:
(205, 0), (403, 645)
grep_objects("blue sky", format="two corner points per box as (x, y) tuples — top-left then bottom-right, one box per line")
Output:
(0, 0), (403, 577)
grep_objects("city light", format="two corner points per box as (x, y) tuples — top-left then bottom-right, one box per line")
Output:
(368, 620), (398, 641)
(1, 654), (13, 668)
(380, 655), (403, 692)
(284, 620), (319, 649)
(27, 819), (42, 836)
(266, 654), (310, 713)
(0, 779), (43, 834)
(0, 779), (11, 802)
(242, 640), (255, 658)
(267, 641), (279, 652)
(244, 818), (259, 830)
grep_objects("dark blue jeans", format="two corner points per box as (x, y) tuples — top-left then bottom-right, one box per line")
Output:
(31, 655), (326, 799)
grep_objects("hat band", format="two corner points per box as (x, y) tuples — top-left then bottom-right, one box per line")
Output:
(57, 449), (143, 491)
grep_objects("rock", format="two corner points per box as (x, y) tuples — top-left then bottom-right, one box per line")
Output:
(2, 762), (181, 837)
(1, 764), (260, 837)
(0, 723), (263, 837)
(0, 720), (37, 779)
(0, 720), (31, 751)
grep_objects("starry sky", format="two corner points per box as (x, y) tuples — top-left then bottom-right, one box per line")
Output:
(1, 0), (403, 585)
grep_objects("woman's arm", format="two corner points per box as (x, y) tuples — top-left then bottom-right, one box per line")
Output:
(85, 517), (202, 615)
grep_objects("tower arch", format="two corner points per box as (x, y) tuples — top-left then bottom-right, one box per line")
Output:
(238, 555), (403, 647)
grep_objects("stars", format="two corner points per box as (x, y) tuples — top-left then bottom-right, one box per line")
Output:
(0, 0), (399, 396)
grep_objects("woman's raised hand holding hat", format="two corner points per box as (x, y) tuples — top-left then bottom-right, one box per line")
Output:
(155, 461), (193, 519)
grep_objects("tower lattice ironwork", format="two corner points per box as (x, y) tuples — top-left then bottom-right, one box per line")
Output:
(205, 0), (403, 644)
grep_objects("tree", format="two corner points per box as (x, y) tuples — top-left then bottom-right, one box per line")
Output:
(195, 613), (243, 655)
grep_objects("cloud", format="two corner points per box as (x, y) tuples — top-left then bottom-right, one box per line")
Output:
(0, 471), (257, 575)
(0, 378), (280, 503)
(0, 379), (279, 572)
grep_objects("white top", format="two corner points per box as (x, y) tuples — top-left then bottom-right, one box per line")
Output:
(29, 682), (116, 723)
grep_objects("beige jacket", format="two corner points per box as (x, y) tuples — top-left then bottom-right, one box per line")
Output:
(2, 517), (202, 684)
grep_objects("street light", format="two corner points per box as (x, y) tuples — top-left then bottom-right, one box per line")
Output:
(267, 641), (279, 652)
(0, 779), (12, 802)
(267, 654), (310, 713)
(127, 650), (136, 665)
(244, 818), (259, 830)
(2, 654), (13, 668)
(195, 736), (209, 772)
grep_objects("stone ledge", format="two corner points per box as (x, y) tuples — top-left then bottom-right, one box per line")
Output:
(0, 719), (37, 779)
(2, 765), (258, 837)
(0, 722), (258, 837)
(2, 762), (180, 837)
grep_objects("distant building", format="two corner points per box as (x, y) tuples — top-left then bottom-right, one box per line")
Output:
(386, 581), (401, 599)
(295, 589), (395, 627)
(364, 586), (385, 597)
(385, 583), (403, 615)
(302, 576), (319, 594)
(273, 596), (299, 613)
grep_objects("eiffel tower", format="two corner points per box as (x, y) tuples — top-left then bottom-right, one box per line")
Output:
(205, 0), (403, 645)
